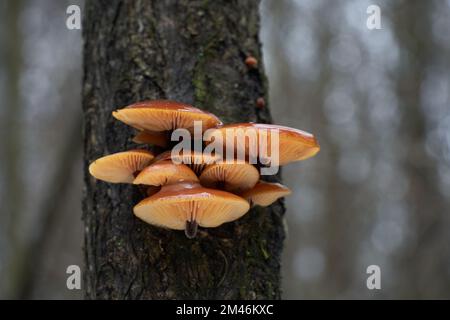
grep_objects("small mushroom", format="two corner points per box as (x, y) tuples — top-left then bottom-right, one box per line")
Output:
(206, 123), (320, 165)
(132, 130), (169, 148)
(241, 181), (291, 207)
(113, 100), (222, 133)
(133, 182), (250, 238)
(256, 97), (265, 109)
(88, 149), (154, 183)
(245, 56), (258, 68)
(133, 160), (198, 186)
(199, 162), (259, 193)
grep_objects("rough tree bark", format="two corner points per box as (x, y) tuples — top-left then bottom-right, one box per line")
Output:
(82, 0), (285, 299)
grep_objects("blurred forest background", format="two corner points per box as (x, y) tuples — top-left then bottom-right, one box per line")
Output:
(1, 0), (449, 299)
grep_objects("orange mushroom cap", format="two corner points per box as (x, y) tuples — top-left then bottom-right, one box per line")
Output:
(206, 123), (320, 165)
(133, 182), (250, 237)
(199, 162), (259, 193)
(113, 100), (222, 133)
(133, 160), (198, 186)
(241, 181), (291, 207)
(88, 149), (154, 183)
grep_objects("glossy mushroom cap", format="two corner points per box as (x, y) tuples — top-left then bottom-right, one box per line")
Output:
(133, 160), (198, 186)
(113, 100), (222, 133)
(199, 162), (259, 193)
(132, 130), (169, 148)
(88, 149), (154, 183)
(133, 182), (250, 237)
(206, 123), (320, 165)
(241, 181), (291, 207)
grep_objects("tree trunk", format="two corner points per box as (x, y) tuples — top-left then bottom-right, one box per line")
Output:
(82, 0), (285, 299)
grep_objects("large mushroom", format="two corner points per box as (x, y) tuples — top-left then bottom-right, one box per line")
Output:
(88, 149), (154, 183)
(199, 162), (259, 193)
(113, 100), (222, 134)
(133, 182), (250, 238)
(205, 123), (320, 165)
(241, 181), (291, 207)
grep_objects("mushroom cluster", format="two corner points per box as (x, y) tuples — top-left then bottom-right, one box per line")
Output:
(89, 100), (319, 238)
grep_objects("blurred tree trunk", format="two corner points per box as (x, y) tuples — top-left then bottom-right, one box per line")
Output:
(1, 0), (24, 299)
(82, 0), (285, 299)
(392, 1), (449, 297)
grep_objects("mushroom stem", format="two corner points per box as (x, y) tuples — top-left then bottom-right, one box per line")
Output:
(185, 220), (198, 239)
